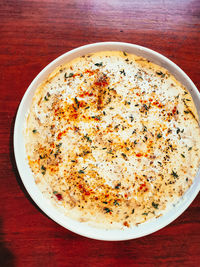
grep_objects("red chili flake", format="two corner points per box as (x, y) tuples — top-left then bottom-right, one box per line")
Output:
(95, 197), (98, 200)
(123, 221), (130, 227)
(172, 106), (177, 114)
(85, 70), (95, 76)
(55, 194), (63, 200)
(124, 194), (128, 198)
(152, 101), (161, 107)
(54, 108), (59, 116)
(94, 78), (108, 87)
(94, 81), (101, 86)
(85, 191), (90, 196)
(72, 113), (78, 119)
(79, 184), (83, 189)
(79, 101), (85, 107)
(86, 92), (93, 96)
(139, 183), (146, 190)
(74, 126), (79, 132)
(105, 194), (109, 198)
(57, 130), (66, 140)
(57, 132), (62, 140)
(79, 92), (93, 98)
(97, 99), (102, 106)
(136, 153), (143, 157)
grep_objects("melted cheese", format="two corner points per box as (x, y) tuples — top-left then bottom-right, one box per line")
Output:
(25, 51), (200, 229)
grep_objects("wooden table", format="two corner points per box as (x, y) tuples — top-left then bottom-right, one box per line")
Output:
(1, 0), (200, 266)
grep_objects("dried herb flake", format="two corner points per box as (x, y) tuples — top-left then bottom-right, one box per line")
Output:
(157, 133), (162, 138)
(171, 170), (178, 178)
(94, 62), (103, 67)
(104, 207), (112, 213)
(152, 202), (159, 209)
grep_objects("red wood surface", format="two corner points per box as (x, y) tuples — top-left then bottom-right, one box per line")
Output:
(0, 0), (200, 266)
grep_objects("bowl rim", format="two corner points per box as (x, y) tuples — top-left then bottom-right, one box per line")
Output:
(14, 42), (200, 241)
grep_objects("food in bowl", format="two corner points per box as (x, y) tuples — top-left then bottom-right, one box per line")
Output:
(25, 50), (200, 229)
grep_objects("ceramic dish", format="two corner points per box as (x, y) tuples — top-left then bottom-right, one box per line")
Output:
(14, 42), (200, 241)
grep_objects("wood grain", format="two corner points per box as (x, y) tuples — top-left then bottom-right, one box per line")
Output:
(0, 0), (200, 266)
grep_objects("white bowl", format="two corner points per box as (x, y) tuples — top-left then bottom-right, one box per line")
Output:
(14, 42), (200, 241)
